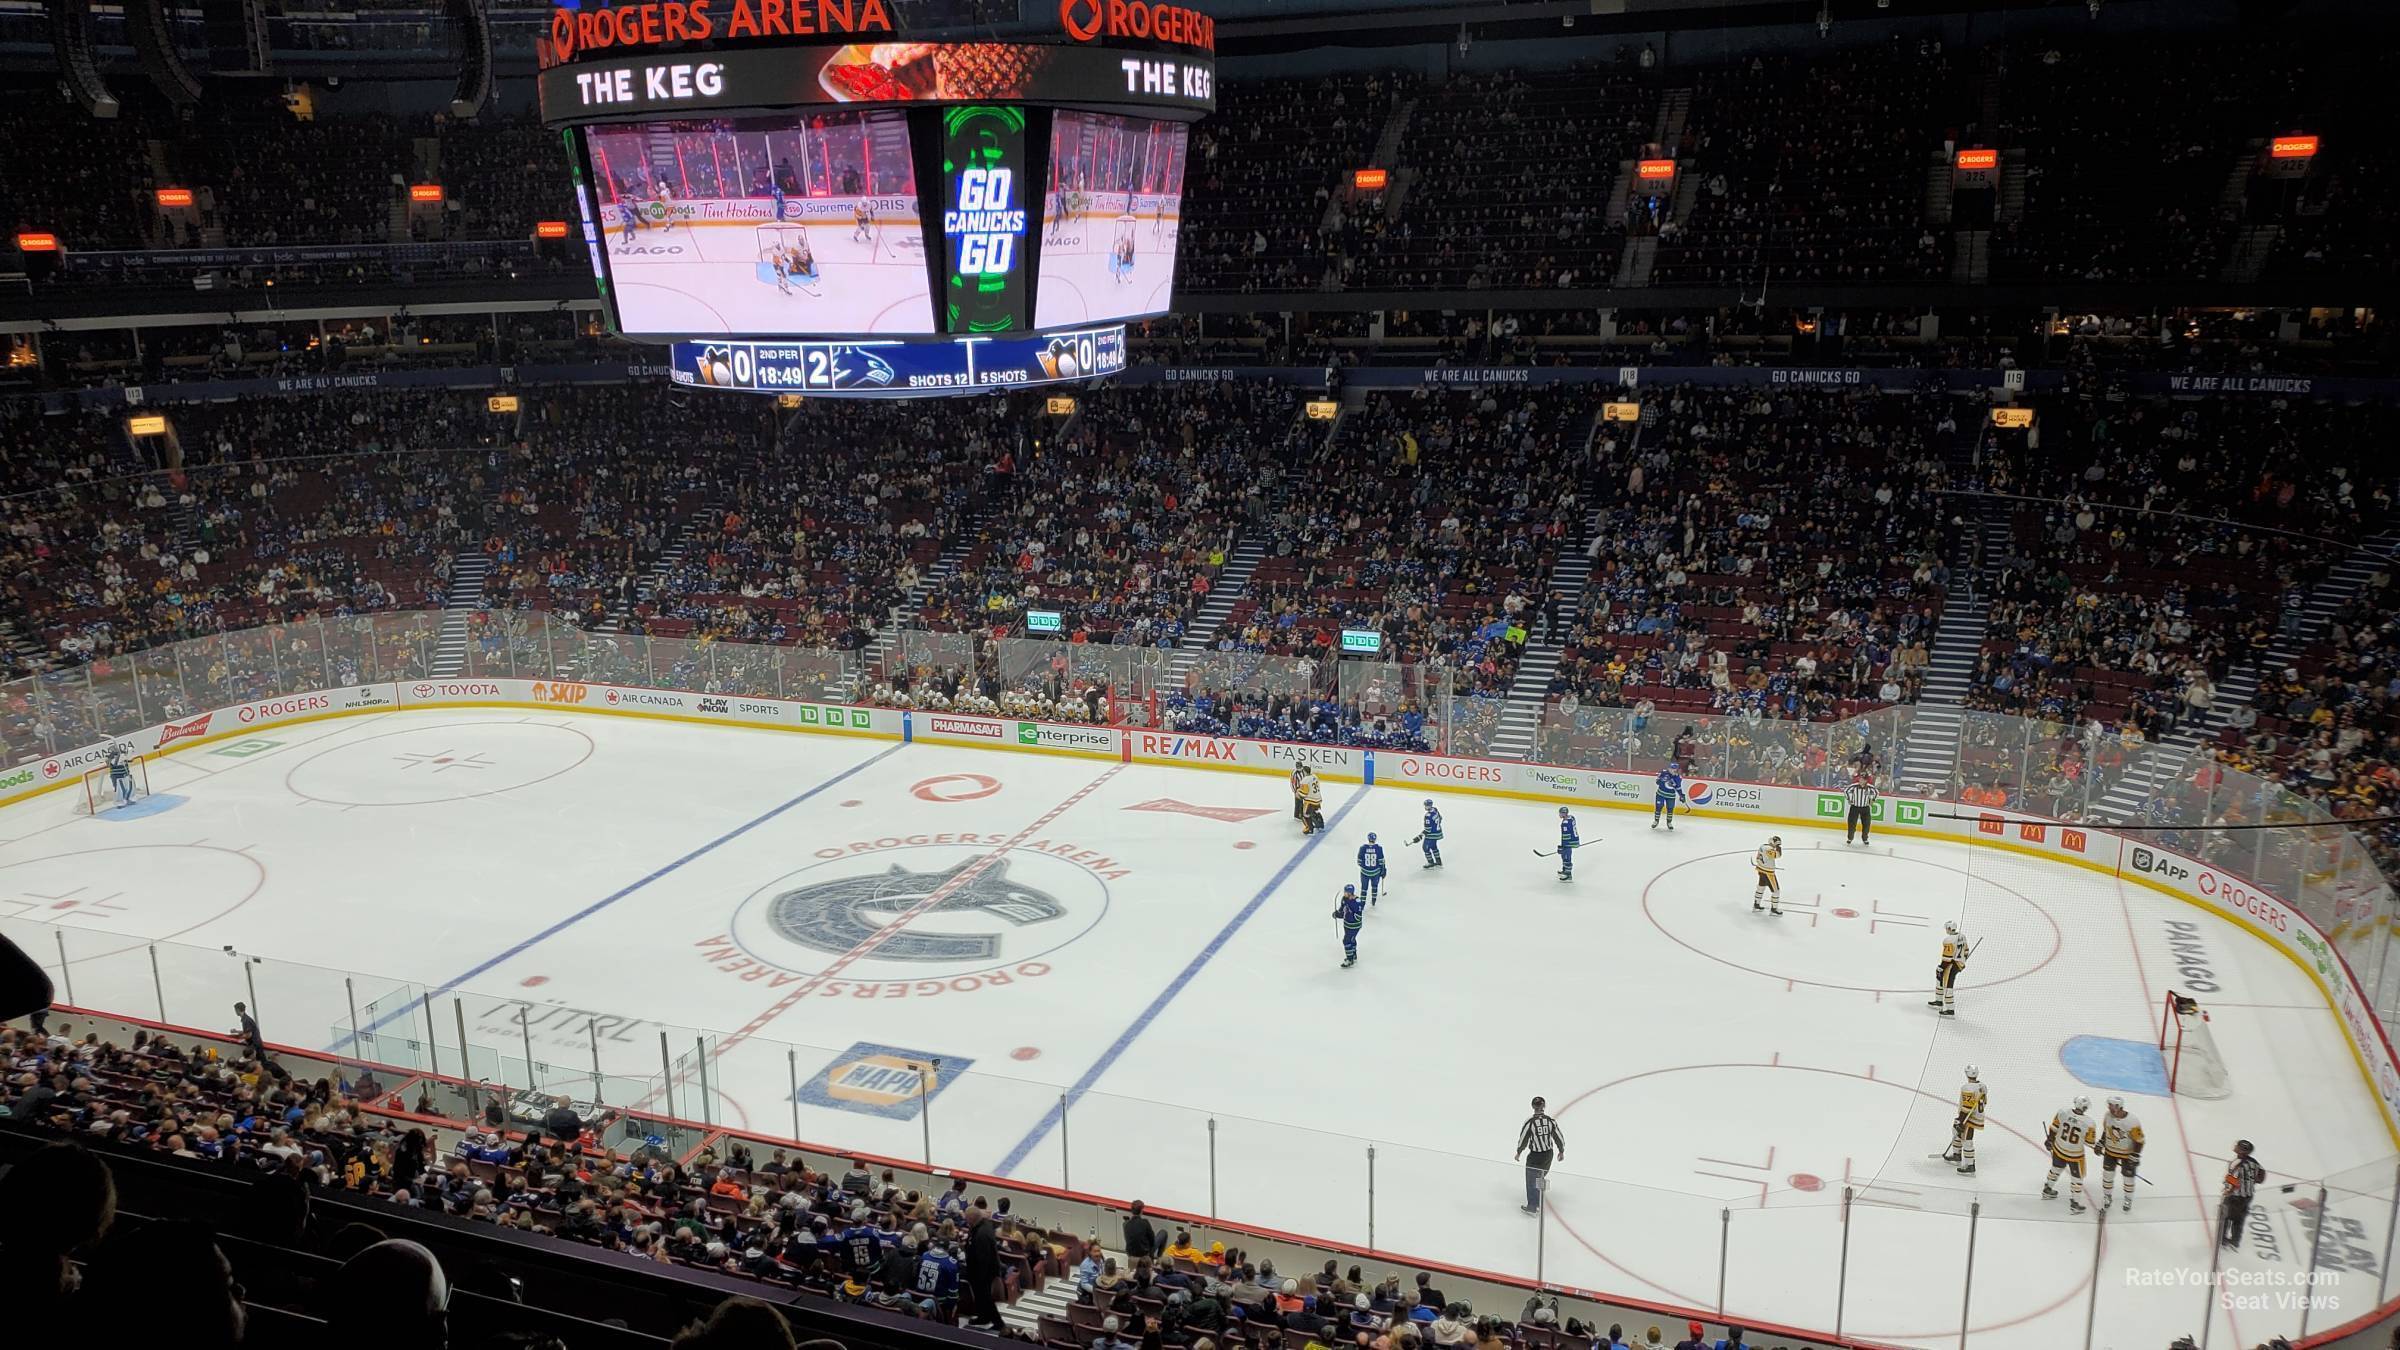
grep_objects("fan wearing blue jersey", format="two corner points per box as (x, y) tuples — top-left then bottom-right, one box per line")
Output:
(1652, 763), (1685, 830)
(1556, 807), (1580, 881)
(1332, 885), (1365, 968)
(911, 1241), (962, 1317)
(1411, 800), (1444, 867)
(1357, 832), (1387, 905)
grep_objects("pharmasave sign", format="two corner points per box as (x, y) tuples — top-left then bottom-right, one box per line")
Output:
(924, 714), (1005, 741)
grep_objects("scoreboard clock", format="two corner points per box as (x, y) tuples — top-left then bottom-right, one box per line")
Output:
(941, 105), (1032, 333)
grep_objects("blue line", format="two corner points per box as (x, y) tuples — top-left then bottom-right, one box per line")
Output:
(993, 785), (1370, 1177)
(339, 742), (907, 1048)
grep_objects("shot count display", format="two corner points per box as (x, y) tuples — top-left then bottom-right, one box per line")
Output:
(673, 325), (1124, 396)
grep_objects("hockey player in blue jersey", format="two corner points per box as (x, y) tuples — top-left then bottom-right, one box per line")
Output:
(1556, 807), (1580, 881)
(1332, 884), (1365, 967)
(1412, 799), (1444, 867)
(105, 746), (134, 808)
(1652, 762), (1685, 830)
(1357, 832), (1387, 905)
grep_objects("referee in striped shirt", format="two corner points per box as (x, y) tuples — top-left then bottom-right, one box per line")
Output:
(1844, 774), (1878, 845)
(1515, 1097), (1565, 1214)
(2220, 1140), (2264, 1248)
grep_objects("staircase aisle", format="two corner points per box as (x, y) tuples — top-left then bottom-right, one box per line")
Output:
(596, 518), (703, 636)
(855, 505), (994, 690)
(1895, 498), (2004, 793)
(428, 555), (492, 678)
(1165, 536), (1268, 686)
(1487, 409), (1612, 760)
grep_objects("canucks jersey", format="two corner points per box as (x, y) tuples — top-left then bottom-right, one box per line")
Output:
(2047, 1108), (2092, 1160)
(1357, 842), (1386, 877)
(1752, 841), (1781, 874)
(1422, 805), (1444, 840)
(914, 1249), (960, 1298)
(1333, 893), (1365, 930)
(2100, 1112), (2145, 1158)
(1559, 814), (1580, 848)
(1655, 767), (1684, 803)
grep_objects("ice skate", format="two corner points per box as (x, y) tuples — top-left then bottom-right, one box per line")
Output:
(2068, 1198), (2087, 1214)
(1955, 1162), (1976, 1175)
(2042, 1185), (2058, 1200)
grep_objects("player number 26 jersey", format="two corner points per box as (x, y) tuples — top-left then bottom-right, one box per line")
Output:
(2047, 1109), (2092, 1159)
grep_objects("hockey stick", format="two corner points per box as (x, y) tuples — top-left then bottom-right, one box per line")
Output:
(1532, 849), (1553, 858)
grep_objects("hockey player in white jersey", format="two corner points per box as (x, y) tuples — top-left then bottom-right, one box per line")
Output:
(2043, 1096), (2095, 1213)
(2098, 1096), (2144, 1212)
(1750, 836), (1783, 915)
(1928, 921), (1968, 1017)
(1941, 1065), (1986, 1175)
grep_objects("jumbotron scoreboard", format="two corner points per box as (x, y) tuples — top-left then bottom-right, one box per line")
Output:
(538, 0), (1214, 396)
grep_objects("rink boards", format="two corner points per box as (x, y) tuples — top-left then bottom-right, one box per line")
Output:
(8, 673), (2398, 1149)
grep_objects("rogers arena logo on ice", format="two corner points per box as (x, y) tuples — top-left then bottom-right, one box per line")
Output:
(156, 713), (213, 747)
(928, 716), (1004, 740)
(238, 694), (331, 724)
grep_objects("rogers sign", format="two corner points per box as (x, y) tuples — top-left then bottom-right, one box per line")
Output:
(239, 694), (331, 724)
(1398, 756), (1504, 784)
(2197, 866), (2290, 933)
(1061, 0), (1213, 50)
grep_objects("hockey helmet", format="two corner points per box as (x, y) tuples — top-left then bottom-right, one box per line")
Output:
(1367, 832), (1378, 843)
(1343, 884), (1357, 895)
(2106, 1095), (2126, 1114)
(1963, 1064), (1979, 1080)
(2072, 1096), (2091, 1114)
(1944, 920), (1959, 936)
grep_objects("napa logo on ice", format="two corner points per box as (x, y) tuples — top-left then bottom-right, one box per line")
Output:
(798, 1041), (974, 1121)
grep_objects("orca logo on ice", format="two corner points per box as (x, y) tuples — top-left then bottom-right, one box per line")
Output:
(767, 857), (1063, 962)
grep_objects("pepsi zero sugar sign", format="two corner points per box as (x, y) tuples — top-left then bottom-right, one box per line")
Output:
(797, 1041), (974, 1120)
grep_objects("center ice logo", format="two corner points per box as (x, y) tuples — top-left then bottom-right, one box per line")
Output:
(765, 857), (1064, 961)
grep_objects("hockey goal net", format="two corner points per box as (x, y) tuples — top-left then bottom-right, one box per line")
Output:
(2160, 989), (2232, 1098)
(75, 755), (151, 814)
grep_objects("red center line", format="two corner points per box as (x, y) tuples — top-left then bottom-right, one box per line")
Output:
(639, 763), (1127, 1109)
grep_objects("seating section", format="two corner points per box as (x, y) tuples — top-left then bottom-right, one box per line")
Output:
(1178, 73), (1398, 294)
(1342, 68), (1650, 291)
(1963, 392), (2392, 736)
(1655, 47), (1953, 286)
(1534, 385), (1951, 768)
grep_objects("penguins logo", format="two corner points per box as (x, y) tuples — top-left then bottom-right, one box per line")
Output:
(765, 858), (1064, 960)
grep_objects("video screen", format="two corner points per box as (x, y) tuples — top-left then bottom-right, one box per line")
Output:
(1034, 111), (1187, 327)
(580, 110), (933, 337)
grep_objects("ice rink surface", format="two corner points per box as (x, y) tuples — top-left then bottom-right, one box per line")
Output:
(1034, 212), (1180, 326)
(603, 218), (935, 335)
(3, 708), (2389, 1348)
